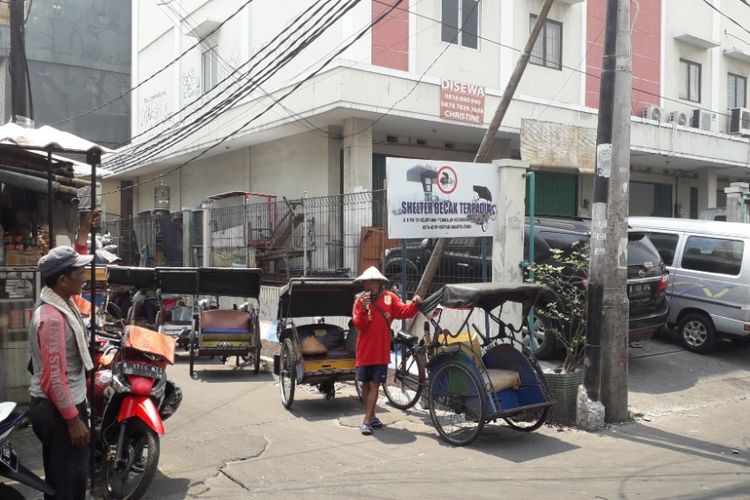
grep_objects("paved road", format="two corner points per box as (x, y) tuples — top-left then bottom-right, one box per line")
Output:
(9, 335), (750, 499)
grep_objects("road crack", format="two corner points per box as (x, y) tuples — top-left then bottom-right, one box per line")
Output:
(189, 439), (269, 497)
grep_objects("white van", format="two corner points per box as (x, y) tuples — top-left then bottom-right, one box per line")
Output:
(629, 217), (750, 353)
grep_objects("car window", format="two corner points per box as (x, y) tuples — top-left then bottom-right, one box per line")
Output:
(538, 231), (585, 252)
(528, 236), (552, 262)
(681, 236), (744, 276)
(448, 237), (481, 255)
(627, 233), (661, 266)
(644, 232), (679, 266)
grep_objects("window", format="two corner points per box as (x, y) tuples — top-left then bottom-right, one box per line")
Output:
(538, 231), (584, 252)
(530, 15), (562, 70)
(201, 47), (219, 94)
(441, 0), (479, 49)
(644, 232), (680, 266)
(728, 73), (747, 109)
(681, 236), (744, 276)
(679, 59), (701, 102)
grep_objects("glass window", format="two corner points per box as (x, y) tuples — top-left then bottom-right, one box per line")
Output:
(728, 73), (747, 109)
(441, 0), (479, 49)
(681, 236), (744, 276)
(679, 59), (701, 102)
(538, 231), (584, 252)
(628, 233), (662, 267)
(202, 47), (219, 94)
(530, 15), (563, 70)
(644, 232), (680, 266)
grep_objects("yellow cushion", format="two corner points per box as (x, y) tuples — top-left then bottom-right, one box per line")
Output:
(487, 369), (520, 392)
(301, 336), (328, 355)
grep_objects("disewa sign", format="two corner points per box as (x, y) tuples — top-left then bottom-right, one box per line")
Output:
(439, 79), (485, 124)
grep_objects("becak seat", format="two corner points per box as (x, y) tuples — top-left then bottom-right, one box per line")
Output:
(200, 310), (253, 349)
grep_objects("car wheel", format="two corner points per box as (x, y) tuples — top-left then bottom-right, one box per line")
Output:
(523, 316), (558, 360)
(677, 313), (717, 354)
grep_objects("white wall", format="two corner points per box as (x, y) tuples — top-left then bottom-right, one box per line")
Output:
(513, 0), (585, 107)
(250, 132), (331, 198)
(135, 147), (251, 212)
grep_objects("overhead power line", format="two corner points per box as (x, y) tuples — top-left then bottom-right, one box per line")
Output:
(101, 0), (405, 196)
(107, 0), (357, 171)
(705, 0), (750, 38)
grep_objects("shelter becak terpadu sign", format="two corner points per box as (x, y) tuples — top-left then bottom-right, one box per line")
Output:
(386, 158), (500, 238)
(440, 79), (485, 124)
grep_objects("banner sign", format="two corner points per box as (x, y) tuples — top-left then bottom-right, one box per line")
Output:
(440, 79), (485, 124)
(386, 158), (499, 238)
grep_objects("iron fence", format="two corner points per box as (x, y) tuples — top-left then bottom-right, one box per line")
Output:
(104, 190), (495, 296)
(103, 211), (183, 267)
(207, 190), (493, 294)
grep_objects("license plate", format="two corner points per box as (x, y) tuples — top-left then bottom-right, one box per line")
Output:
(0, 442), (18, 472)
(628, 283), (652, 300)
(121, 362), (163, 378)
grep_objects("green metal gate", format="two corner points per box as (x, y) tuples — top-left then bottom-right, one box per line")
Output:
(526, 171), (578, 217)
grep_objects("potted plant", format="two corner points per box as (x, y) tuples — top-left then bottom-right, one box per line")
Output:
(531, 242), (588, 424)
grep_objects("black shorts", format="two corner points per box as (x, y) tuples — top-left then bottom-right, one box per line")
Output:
(356, 364), (388, 384)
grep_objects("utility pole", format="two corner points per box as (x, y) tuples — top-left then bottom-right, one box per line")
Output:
(412, 0), (555, 299)
(586, 0), (631, 422)
(9, 0), (29, 123)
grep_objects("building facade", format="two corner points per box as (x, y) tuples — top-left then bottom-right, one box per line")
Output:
(119, 0), (750, 222)
(0, 0), (131, 149)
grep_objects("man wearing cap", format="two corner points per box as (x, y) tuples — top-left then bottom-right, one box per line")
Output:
(29, 246), (94, 500)
(352, 266), (422, 435)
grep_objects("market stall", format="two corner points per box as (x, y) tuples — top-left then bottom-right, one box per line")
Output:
(0, 122), (110, 403)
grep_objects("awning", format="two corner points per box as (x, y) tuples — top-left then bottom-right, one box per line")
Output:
(0, 122), (112, 154)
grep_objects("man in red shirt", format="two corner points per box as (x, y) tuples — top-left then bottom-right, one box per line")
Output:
(352, 267), (422, 435)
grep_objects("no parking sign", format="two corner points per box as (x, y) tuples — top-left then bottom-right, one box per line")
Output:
(386, 158), (500, 239)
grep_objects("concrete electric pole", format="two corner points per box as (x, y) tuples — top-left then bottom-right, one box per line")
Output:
(412, 0), (555, 300)
(9, 0), (29, 123)
(585, 0), (632, 422)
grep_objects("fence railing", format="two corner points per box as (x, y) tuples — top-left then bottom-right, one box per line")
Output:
(103, 190), (495, 295)
(102, 211), (183, 267)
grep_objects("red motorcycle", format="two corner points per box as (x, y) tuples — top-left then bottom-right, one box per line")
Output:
(92, 325), (181, 499)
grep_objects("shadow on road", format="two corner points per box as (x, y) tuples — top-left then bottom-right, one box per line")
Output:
(608, 422), (750, 469)
(667, 481), (750, 500)
(371, 425), (418, 445)
(140, 469), (192, 500)
(469, 425), (581, 462)
(627, 334), (750, 396)
(187, 371), (275, 384)
(288, 395), (367, 422)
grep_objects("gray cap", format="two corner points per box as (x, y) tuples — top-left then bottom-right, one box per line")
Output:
(38, 246), (94, 279)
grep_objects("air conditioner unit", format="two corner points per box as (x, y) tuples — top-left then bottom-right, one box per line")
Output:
(728, 107), (750, 136)
(668, 111), (689, 127)
(691, 109), (718, 132)
(642, 105), (664, 122)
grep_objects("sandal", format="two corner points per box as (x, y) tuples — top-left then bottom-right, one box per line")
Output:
(370, 417), (383, 429)
(360, 423), (373, 435)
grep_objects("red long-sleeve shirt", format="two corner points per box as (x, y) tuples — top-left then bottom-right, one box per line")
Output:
(352, 290), (418, 366)
(29, 305), (87, 420)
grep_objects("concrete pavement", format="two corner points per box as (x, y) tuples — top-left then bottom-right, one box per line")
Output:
(7, 335), (750, 499)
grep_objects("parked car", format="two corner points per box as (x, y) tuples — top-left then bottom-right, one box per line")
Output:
(629, 217), (750, 353)
(384, 216), (669, 358)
